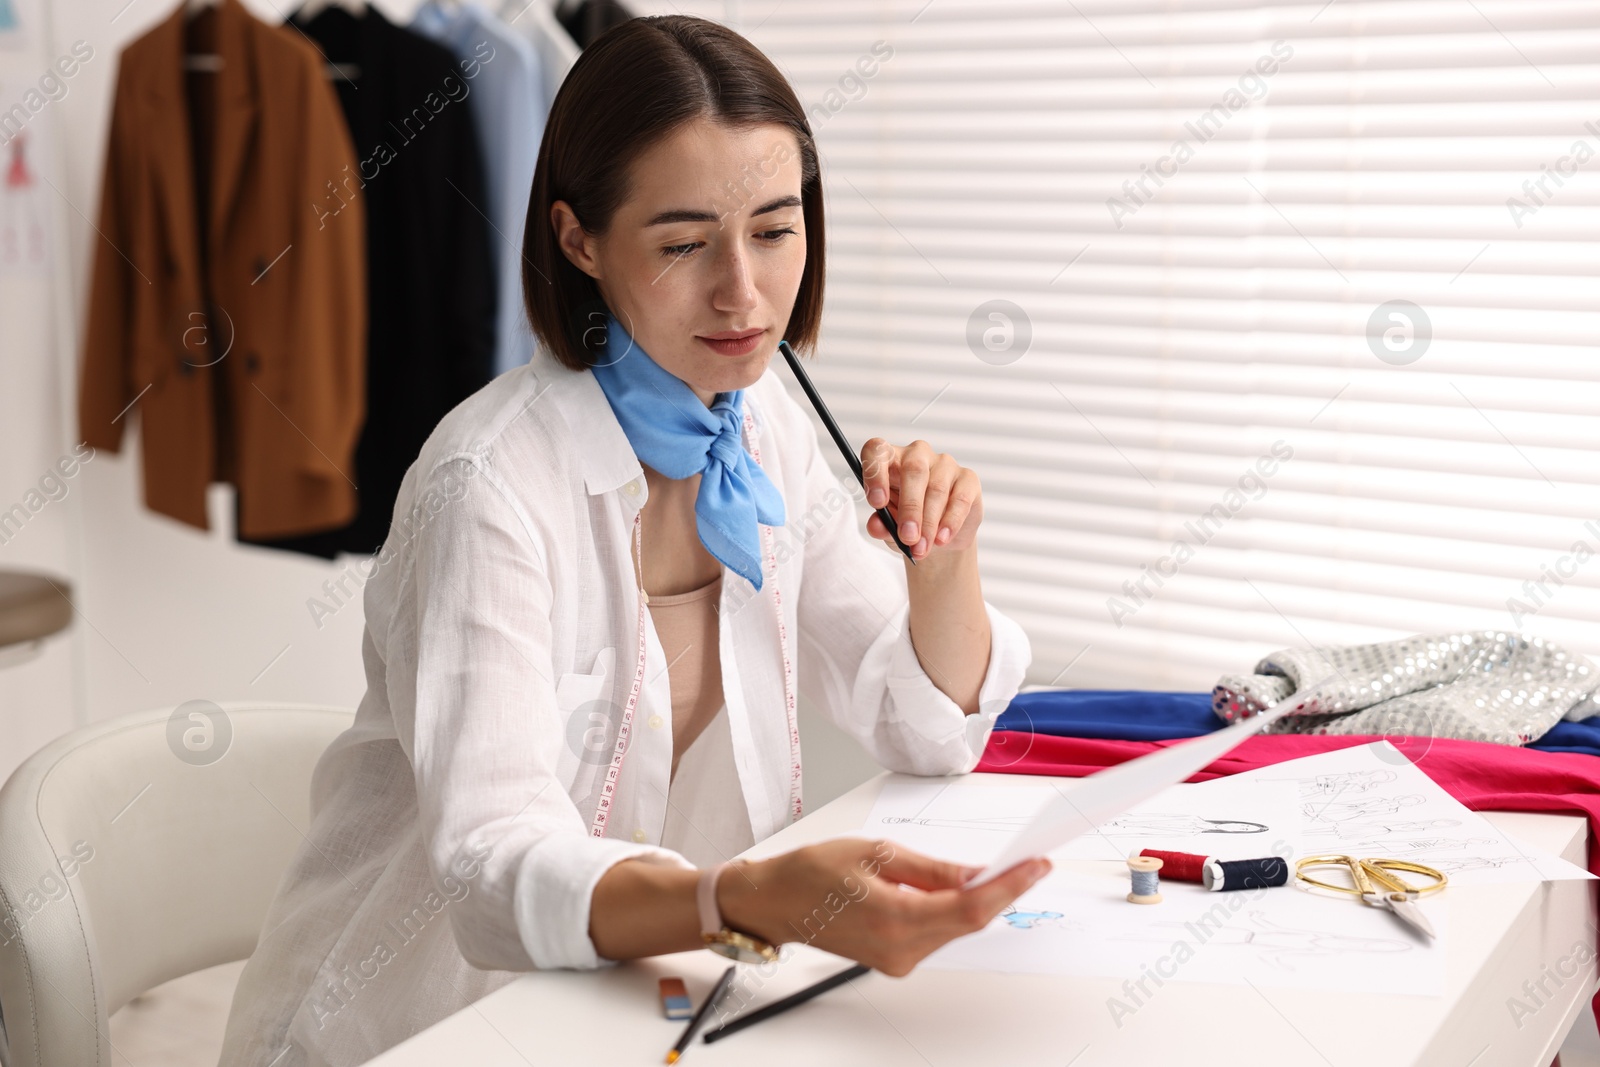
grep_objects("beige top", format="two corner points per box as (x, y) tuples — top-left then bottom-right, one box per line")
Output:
(646, 571), (727, 780)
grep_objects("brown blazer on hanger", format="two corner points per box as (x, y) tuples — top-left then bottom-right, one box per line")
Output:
(78, 0), (366, 540)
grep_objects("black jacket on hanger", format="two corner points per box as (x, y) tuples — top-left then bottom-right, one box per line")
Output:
(243, 4), (496, 559)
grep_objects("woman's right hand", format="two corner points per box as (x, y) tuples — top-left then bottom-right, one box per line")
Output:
(718, 837), (1051, 977)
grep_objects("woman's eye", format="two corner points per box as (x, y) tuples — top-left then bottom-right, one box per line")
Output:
(659, 228), (795, 258)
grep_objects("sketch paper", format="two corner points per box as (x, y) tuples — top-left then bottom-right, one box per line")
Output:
(1248, 743), (1593, 885)
(875, 742), (1589, 889)
(861, 741), (1583, 991)
(968, 683), (1326, 884)
(1051, 774), (1302, 862)
(867, 782), (1448, 993)
(869, 776), (1301, 866)
(925, 862), (1446, 996)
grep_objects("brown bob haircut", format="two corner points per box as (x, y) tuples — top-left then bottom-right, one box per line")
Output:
(521, 15), (825, 371)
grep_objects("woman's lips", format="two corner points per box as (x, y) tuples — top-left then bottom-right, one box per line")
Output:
(697, 329), (766, 356)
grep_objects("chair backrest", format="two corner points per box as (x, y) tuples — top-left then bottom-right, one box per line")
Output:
(0, 702), (355, 1067)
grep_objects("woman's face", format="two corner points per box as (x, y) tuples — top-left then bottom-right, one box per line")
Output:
(552, 118), (807, 407)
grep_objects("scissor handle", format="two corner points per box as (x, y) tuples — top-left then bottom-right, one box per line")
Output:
(1295, 855), (1371, 896)
(1295, 855), (1447, 897)
(1361, 858), (1448, 896)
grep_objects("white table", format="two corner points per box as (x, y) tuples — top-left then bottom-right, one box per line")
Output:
(371, 772), (1599, 1066)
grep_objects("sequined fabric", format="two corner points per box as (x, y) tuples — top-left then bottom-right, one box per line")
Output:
(1213, 631), (1598, 746)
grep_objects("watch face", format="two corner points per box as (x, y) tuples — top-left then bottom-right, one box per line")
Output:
(706, 940), (748, 963)
(705, 933), (777, 964)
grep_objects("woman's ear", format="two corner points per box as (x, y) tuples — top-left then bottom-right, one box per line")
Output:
(551, 200), (602, 280)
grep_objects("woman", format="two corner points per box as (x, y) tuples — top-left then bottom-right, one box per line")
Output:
(221, 15), (1045, 1064)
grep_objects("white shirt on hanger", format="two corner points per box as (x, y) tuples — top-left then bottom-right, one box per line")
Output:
(218, 342), (1032, 1066)
(504, 0), (579, 102)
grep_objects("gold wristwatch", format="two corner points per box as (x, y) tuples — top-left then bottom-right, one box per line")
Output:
(697, 861), (779, 963)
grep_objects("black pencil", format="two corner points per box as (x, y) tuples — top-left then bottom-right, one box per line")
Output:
(778, 340), (917, 566)
(665, 964), (737, 1064)
(701, 962), (872, 1045)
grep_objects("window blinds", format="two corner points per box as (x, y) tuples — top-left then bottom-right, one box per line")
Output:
(672, 0), (1600, 692)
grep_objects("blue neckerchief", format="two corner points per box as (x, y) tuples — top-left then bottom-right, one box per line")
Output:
(588, 314), (786, 590)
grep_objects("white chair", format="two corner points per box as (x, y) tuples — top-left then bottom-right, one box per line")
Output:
(0, 702), (355, 1067)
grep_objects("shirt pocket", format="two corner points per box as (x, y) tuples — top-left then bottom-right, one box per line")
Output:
(556, 646), (618, 768)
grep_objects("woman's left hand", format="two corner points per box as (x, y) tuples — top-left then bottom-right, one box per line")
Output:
(860, 438), (983, 562)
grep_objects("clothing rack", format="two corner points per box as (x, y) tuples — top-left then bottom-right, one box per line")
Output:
(85, 0), (596, 554)
(183, 0), (368, 79)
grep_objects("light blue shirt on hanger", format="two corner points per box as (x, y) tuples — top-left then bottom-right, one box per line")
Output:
(413, 0), (546, 377)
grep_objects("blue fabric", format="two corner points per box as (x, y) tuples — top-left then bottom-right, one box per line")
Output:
(995, 688), (1600, 758)
(1529, 718), (1600, 757)
(588, 314), (786, 591)
(411, 1), (543, 377)
(995, 689), (1218, 741)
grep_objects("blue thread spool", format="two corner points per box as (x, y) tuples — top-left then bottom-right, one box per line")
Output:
(1126, 855), (1163, 904)
(1203, 856), (1290, 892)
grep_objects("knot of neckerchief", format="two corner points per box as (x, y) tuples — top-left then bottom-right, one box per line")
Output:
(588, 313), (786, 590)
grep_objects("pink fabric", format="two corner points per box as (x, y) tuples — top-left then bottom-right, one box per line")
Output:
(977, 731), (1600, 1028)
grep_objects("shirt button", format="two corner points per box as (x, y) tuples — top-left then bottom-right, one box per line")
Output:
(648, 714), (663, 730)
(624, 480), (640, 496)
(632, 828), (647, 843)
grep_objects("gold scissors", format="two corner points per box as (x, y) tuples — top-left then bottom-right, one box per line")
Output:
(1293, 855), (1447, 938)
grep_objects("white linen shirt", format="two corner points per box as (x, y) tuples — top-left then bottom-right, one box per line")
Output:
(219, 345), (1033, 1066)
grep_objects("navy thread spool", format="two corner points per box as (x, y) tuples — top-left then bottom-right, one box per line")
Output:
(1203, 856), (1290, 892)
(1126, 855), (1163, 904)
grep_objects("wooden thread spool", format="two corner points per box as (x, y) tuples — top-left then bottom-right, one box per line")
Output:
(1126, 855), (1163, 904)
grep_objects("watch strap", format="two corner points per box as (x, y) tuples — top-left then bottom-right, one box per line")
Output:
(697, 861), (732, 937)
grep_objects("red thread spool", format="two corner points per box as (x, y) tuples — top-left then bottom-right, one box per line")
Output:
(1138, 849), (1208, 883)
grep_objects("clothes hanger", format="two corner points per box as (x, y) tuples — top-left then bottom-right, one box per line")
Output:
(292, 0), (367, 82)
(182, 0), (223, 72)
(297, 0), (368, 19)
